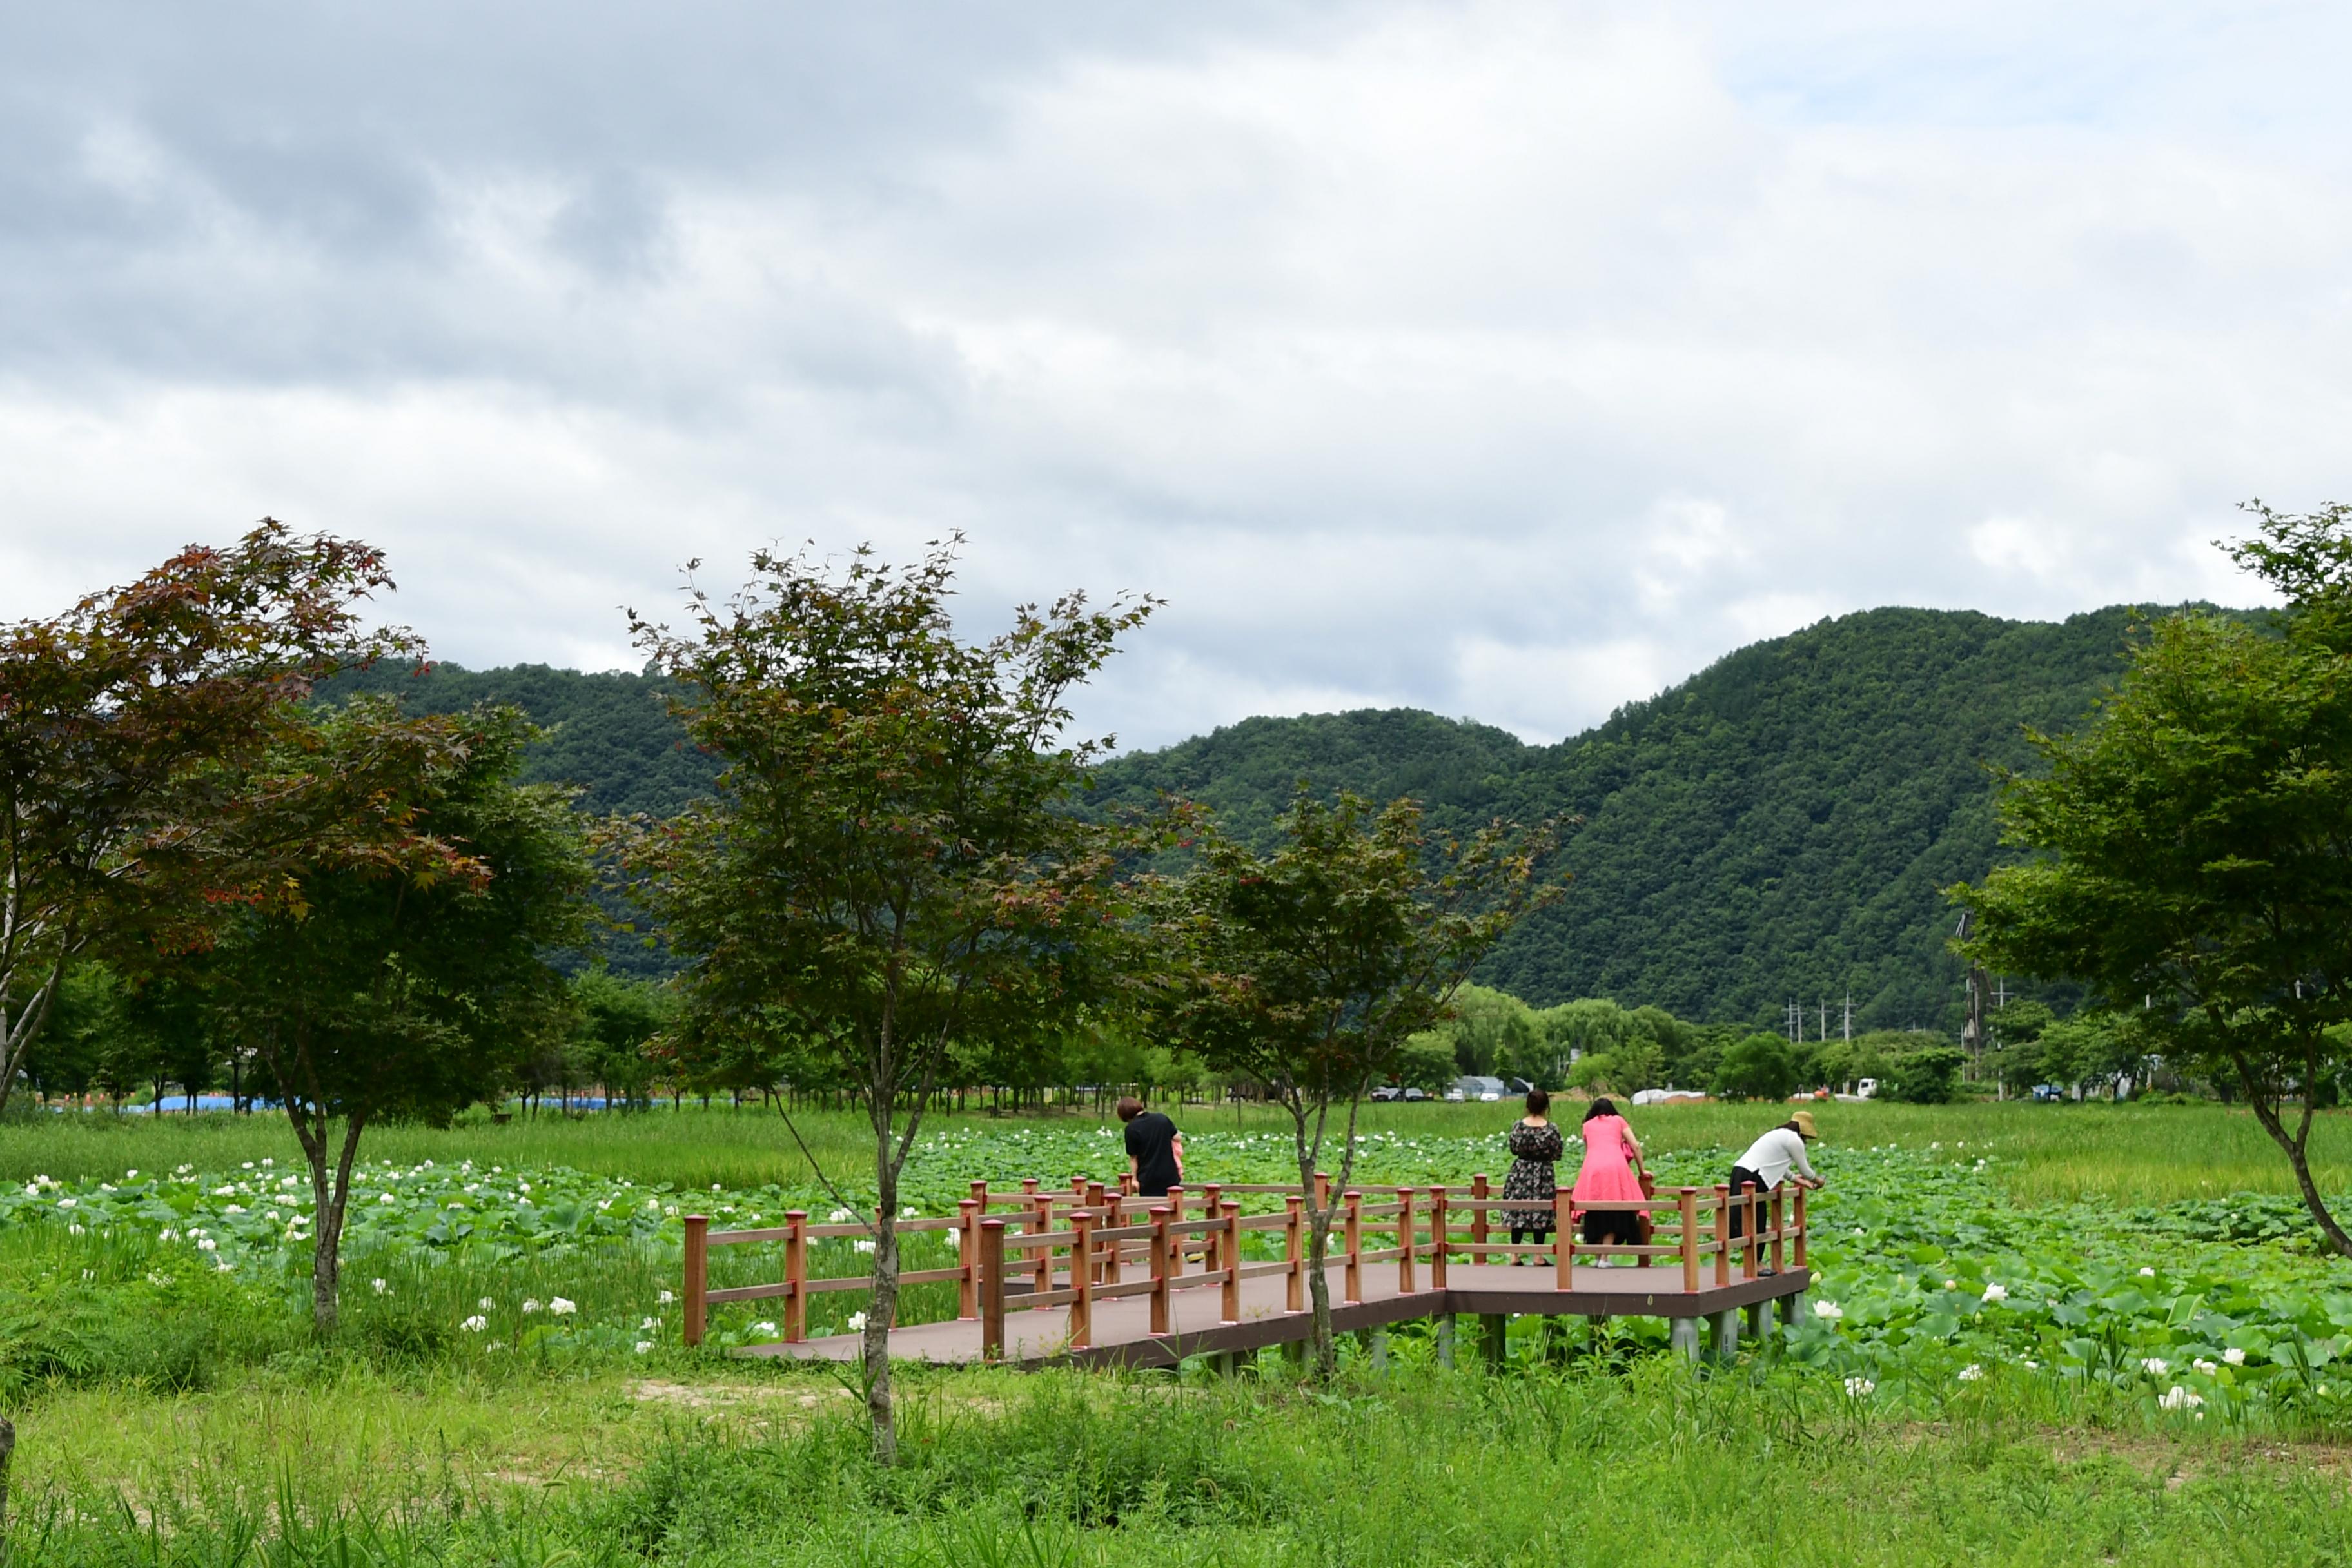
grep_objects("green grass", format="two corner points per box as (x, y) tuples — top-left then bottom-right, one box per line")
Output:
(14, 1097), (2352, 1208)
(15, 1359), (2352, 1567)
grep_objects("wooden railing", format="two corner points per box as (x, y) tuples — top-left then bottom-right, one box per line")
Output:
(680, 1173), (1808, 1354)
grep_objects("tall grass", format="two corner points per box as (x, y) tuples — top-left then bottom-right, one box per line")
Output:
(12, 1099), (2352, 1208)
(15, 1362), (2352, 1568)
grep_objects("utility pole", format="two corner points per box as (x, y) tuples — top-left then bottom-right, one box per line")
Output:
(1842, 993), (1852, 1043)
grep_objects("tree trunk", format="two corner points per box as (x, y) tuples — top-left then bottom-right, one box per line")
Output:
(2246, 1072), (2352, 1258)
(866, 1121), (900, 1465)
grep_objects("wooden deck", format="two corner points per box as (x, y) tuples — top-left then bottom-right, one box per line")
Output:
(735, 1255), (1812, 1368)
(686, 1173), (1816, 1369)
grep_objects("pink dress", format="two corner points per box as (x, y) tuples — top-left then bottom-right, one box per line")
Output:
(1570, 1114), (1643, 1207)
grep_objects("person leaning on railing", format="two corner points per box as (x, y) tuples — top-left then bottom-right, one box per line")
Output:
(1118, 1095), (1184, 1198)
(1570, 1096), (1647, 1262)
(1726, 1109), (1823, 1271)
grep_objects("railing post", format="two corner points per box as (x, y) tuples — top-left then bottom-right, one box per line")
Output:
(785, 1209), (808, 1342)
(1030, 1190), (1054, 1297)
(1344, 1190), (1364, 1304)
(1284, 1194), (1305, 1311)
(683, 1215), (709, 1348)
(1150, 1206), (1173, 1335)
(1472, 1173), (1489, 1264)
(1745, 1186), (1761, 1279)
(1554, 1188), (1574, 1289)
(1201, 1184), (1223, 1275)
(1713, 1184), (1731, 1288)
(1770, 1188), (1787, 1274)
(1397, 1188), (1417, 1294)
(1429, 1186), (1448, 1289)
(957, 1198), (981, 1318)
(1679, 1188), (1700, 1294)
(1793, 1185), (1808, 1269)
(1220, 1199), (1242, 1324)
(1070, 1209), (1095, 1350)
(1165, 1186), (1186, 1276)
(979, 1217), (1007, 1361)
(1316, 1171), (1333, 1212)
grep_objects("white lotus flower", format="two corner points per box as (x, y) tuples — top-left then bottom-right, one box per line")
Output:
(549, 1297), (576, 1315)
(1957, 1364), (1984, 1383)
(2138, 1266), (2156, 1278)
(159, 1229), (177, 1242)
(478, 1297), (496, 1311)
(1812, 1300), (1843, 1320)
(641, 1316), (662, 1330)
(371, 1279), (387, 1294)
(242, 1162), (254, 1170)
(854, 1239), (876, 1254)
(57, 1197), (76, 1208)
(2224, 1347), (2248, 1366)
(125, 1170), (138, 1179)
(379, 1193), (397, 1205)
(752, 1320), (778, 1335)
(634, 1340), (654, 1354)
(2141, 1357), (2169, 1376)
(658, 1290), (676, 1305)
(1981, 1282), (2007, 1303)
(223, 1205), (245, 1215)
(460, 1315), (487, 1333)
(1843, 1377), (1874, 1397)
(945, 1228), (961, 1248)
(2159, 1386), (2204, 1411)
(197, 1238), (217, 1251)
(67, 1224), (84, 1235)
(847, 1311), (869, 1333)
(2193, 1358), (2219, 1375)
(828, 1208), (854, 1224)
(522, 1298), (543, 1314)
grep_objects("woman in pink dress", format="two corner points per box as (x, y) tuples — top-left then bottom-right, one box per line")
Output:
(1570, 1098), (1647, 1255)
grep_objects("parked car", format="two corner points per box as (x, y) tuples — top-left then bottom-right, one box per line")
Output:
(1450, 1075), (1507, 1103)
(1369, 1084), (1404, 1102)
(1401, 1086), (1429, 1102)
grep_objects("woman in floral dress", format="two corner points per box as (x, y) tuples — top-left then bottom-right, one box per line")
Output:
(1502, 1087), (1565, 1260)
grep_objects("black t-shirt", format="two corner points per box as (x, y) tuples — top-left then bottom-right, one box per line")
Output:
(1124, 1111), (1181, 1195)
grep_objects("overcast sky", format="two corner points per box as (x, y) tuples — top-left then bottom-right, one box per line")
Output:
(4, 2), (2346, 750)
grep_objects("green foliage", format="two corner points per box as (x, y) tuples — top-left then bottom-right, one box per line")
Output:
(1713, 1032), (1797, 1101)
(1883, 1044), (1968, 1104)
(1092, 606), (2173, 1026)
(1965, 504), (2352, 1253)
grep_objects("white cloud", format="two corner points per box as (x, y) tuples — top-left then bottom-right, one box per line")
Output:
(1, 1), (2342, 746)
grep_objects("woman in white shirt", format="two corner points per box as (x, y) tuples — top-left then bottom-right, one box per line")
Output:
(1727, 1109), (1822, 1255)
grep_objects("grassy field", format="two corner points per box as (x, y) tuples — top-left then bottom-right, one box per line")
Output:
(12, 1096), (2350, 1207)
(15, 1097), (2352, 1567)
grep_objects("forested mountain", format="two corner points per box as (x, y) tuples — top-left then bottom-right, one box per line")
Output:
(326, 606), (2200, 1021)
(1089, 606), (2193, 1030)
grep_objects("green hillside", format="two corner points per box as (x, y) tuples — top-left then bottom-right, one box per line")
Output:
(1088, 606), (2183, 1029)
(324, 607), (2192, 1020)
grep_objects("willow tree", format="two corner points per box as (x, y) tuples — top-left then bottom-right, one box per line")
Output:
(1150, 789), (1563, 1377)
(1960, 502), (2352, 1255)
(622, 539), (1152, 1463)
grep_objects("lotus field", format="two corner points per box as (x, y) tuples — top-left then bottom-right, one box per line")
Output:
(14, 1115), (2352, 1420)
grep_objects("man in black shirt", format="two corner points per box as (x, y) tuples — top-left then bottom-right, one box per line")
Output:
(1118, 1096), (1184, 1197)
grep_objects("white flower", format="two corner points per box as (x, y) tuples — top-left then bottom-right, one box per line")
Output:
(549, 1297), (576, 1316)
(223, 1205), (246, 1215)
(658, 1290), (676, 1305)
(2138, 1266), (2156, 1278)
(847, 1311), (869, 1333)
(176, 1164), (193, 1175)
(518, 1182), (531, 1195)
(478, 1297), (496, 1311)
(1943, 1279), (1957, 1291)
(379, 1193), (397, 1205)
(1812, 1300), (1844, 1321)
(2159, 1386), (2204, 1411)
(828, 1208), (854, 1224)
(213, 1186), (235, 1197)
(901, 1206), (919, 1218)
(67, 1224), (84, 1235)
(158, 1229), (177, 1242)
(371, 1279), (387, 1294)
(1957, 1364), (1984, 1383)
(261, 1158), (274, 1168)
(57, 1197), (76, 1208)
(460, 1315), (487, 1333)
(522, 1299), (543, 1315)
(2224, 1347), (2248, 1366)
(712, 1184), (722, 1192)
(242, 1162), (255, 1170)
(854, 1239), (876, 1254)
(197, 1238), (217, 1252)
(752, 1320), (779, 1335)
(2193, 1358), (2220, 1375)
(634, 1340), (654, 1355)
(1981, 1282), (2007, 1303)
(125, 1170), (138, 1179)
(641, 1316), (662, 1330)
(945, 1228), (961, 1249)
(2141, 1357), (2169, 1376)
(2023, 1359), (2039, 1370)
(1843, 1376), (1874, 1397)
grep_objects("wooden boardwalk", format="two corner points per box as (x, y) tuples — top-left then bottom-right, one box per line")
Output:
(735, 1256), (1811, 1368)
(685, 1173), (1816, 1368)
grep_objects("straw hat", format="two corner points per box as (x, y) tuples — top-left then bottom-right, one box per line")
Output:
(1789, 1109), (1819, 1139)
